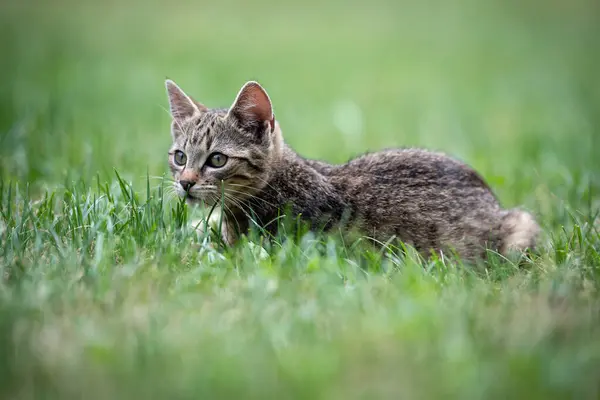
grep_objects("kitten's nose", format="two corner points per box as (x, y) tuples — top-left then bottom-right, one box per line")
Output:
(179, 180), (196, 192)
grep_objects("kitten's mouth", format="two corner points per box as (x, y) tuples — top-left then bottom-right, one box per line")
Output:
(181, 190), (219, 207)
(183, 192), (206, 204)
(176, 184), (244, 208)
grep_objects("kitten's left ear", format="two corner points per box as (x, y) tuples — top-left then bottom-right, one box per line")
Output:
(165, 79), (207, 120)
(227, 81), (275, 132)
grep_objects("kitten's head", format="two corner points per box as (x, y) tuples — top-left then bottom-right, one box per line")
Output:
(165, 80), (283, 207)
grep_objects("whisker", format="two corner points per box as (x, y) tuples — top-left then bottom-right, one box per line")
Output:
(224, 183), (278, 206)
(223, 193), (264, 232)
(150, 184), (170, 192)
(252, 175), (285, 200)
(142, 175), (174, 181)
(222, 187), (277, 208)
(159, 104), (195, 138)
(163, 185), (180, 202)
(220, 200), (242, 237)
(165, 189), (179, 200)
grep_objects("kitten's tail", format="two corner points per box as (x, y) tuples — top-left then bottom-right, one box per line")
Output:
(498, 209), (540, 255)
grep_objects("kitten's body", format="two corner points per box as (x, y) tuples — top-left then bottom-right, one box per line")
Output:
(165, 80), (539, 260)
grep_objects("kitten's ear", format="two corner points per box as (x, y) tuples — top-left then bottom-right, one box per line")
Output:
(165, 79), (207, 120)
(227, 81), (275, 132)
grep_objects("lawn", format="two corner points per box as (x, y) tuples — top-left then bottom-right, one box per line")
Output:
(1, 0), (599, 398)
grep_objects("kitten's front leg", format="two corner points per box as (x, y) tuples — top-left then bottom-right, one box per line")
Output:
(220, 220), (238, 246)
(190, 208), (239, 246)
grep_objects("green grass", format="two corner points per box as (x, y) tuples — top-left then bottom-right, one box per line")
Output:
(1, 0), (600, 398)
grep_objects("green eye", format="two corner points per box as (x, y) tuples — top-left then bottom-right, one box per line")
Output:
(174, 150), (187, 166)
(206, 152), (228, 168)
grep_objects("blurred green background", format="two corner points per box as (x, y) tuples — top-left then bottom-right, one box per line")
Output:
(1, 0), (598, 212)
(1, 0), (600, 398)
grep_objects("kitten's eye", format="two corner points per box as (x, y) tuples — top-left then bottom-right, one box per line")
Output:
(206, 152), (228, 168)
(174, 150), (187, 166)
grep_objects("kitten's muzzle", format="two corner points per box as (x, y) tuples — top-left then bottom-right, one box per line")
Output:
(176, 183), (220, 205)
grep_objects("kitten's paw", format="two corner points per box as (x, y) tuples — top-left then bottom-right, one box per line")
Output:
(190, 218), (209, 234)
(247, 241), (269, 260)
(190, 215), (235, 246)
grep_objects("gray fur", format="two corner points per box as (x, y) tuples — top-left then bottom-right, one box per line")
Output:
(165, 80), (540, 260)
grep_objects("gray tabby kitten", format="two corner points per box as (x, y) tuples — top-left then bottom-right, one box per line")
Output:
(166, 79), (539, 260)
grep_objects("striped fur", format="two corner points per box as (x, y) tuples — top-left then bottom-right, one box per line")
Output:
(165, 80), (540, 261)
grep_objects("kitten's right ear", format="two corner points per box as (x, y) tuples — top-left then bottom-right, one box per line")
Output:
(227, 81), (275, 133)
(165, 79), (207, 120)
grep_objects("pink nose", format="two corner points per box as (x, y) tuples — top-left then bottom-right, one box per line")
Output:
(179, 170), (198, 181)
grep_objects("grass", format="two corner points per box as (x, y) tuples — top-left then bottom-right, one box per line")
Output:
(1, 0), (600, 398)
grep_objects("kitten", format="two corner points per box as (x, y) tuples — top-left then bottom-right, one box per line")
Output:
(165, 79), (539, 260)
